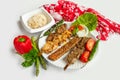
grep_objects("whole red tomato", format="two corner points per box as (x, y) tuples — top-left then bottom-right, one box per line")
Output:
(13, 35), (32, 54)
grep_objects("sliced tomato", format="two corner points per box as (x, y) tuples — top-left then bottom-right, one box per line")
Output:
(78, 25), (83, 30)
(86, 38), (96, 51)
(68, 26), (75, 32)
(80, 50), (90, 63)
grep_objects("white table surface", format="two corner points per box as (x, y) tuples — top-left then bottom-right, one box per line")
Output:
(0, 0), (120, 80)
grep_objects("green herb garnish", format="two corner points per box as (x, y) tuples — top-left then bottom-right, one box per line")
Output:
(22, 48), (38, 67)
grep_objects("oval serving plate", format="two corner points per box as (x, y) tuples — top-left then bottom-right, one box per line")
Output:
(38, 22), (99, 70)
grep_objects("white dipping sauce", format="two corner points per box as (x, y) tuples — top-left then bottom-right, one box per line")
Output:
(27, 13), (47, 29)
(77, 26), (89, 37)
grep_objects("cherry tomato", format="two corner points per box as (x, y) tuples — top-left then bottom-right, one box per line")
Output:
(86, 38), (96, 51)
(80, 50), (90, 63)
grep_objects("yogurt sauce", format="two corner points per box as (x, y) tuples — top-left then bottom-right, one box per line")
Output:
(27, 13), (48, 29)
(77, 26), (89, 37)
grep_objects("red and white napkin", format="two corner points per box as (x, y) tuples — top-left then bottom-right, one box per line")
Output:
(43, 0), (120, 41)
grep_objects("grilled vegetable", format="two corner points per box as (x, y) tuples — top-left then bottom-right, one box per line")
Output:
(89, 39), (100, 61)
(43, 20), (64, 36)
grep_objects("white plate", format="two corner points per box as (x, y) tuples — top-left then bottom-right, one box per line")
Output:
(38, 22), (98, 69)
(20, 7), (55, 33)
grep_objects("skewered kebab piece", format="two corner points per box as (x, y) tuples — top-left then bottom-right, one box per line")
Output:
(64, 37), (90, 70)
(48, 36), (81, 61)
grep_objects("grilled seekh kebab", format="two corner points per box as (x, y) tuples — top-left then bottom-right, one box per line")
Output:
(48, 36), (81, 61)
(64, 37), (90, 70)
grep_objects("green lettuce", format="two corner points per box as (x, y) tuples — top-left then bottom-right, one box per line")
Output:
(72, 12), (98, 31)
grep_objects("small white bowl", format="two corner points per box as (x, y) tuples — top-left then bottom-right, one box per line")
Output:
(77, 25), (89, 37)
(20, 7), (55, 33)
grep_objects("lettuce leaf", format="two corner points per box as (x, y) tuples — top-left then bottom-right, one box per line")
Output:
(72, 13), (98, 31)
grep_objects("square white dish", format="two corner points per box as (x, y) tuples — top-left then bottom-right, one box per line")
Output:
(20, 7), (55, 33)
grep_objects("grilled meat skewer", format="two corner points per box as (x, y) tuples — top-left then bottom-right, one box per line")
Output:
(48, 36), (81, 61)
(64, 37), (90, 70)
(64, 47), (85, 70)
